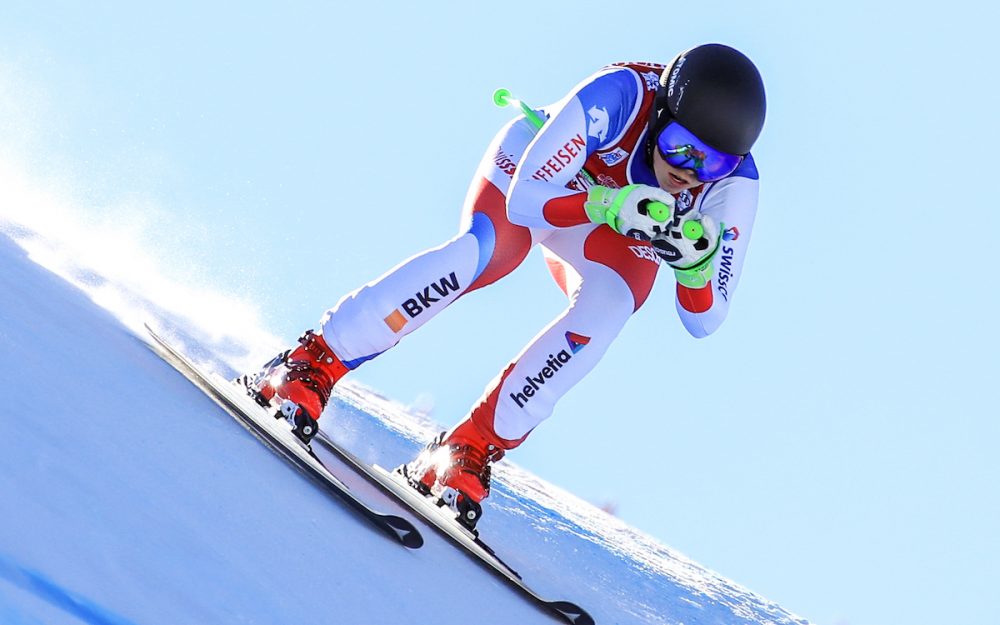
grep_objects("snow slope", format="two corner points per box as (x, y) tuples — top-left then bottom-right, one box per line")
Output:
(0, 227), (811, 625)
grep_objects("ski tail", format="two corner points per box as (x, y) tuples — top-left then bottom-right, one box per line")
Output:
(144, 324), (423, 550)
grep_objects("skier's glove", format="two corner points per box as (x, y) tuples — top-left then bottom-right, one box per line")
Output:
(650, 212), (723, 288)
(584, 184), (676, 241)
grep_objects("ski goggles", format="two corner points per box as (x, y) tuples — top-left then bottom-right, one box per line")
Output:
(656, 121), (743, 183)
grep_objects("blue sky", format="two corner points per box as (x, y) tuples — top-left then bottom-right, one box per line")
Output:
(2, 2), (998, 624)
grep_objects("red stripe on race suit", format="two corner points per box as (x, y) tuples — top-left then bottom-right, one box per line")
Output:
(541, 191), (590, 227)
(676, 282), (714, 313)
(464, 178), (533, 294)
(545, 256), (569, 296)
(469, 362), (530, 450)
(582, 226), (659, 311)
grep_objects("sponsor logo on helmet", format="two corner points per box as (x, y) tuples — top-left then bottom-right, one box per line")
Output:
(597, 148), (629, 166)
(509, 332), (590, 408)
(667, 54), (687, 98)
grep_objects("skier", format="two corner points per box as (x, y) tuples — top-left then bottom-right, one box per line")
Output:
(243, 43), (766, 529)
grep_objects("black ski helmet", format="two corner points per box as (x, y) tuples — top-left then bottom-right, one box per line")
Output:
(649, 44), (766, 157)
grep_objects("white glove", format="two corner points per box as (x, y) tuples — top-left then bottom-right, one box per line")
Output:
(584, 184), (676, 241)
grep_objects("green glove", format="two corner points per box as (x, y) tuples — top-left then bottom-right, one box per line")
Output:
(673, 254), (716, 289)
(584, 185), (675, 239)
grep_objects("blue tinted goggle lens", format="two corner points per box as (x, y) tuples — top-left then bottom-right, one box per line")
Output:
(656, 121), (743, 183)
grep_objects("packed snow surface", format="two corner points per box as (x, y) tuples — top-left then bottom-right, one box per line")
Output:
(0, 226), (811, 625)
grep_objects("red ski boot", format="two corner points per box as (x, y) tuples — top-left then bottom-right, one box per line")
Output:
(241, 330), (348, 445)
(402, 419), (506, 531)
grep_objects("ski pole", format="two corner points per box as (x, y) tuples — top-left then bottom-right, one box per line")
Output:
(493, 87), (597, 188)
(492, 88), (547, 131)
(492, 88), (681, 234)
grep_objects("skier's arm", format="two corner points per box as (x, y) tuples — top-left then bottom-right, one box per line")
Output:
(505, 68), (643, 229)
(675, 162), (759, 338)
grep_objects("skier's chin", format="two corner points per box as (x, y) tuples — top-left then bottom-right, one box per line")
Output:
(660, 173), (690, 194)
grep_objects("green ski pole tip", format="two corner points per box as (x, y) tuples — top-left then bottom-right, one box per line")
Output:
(493, 88), (512, 107)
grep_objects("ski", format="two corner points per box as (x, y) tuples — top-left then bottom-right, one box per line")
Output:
(313, 430), (594, 625)
(144, 325), (423, 550)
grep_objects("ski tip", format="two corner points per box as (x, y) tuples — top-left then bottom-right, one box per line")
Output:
(548, 601), (594, 625)
(401, 528), (424, 550)
(385, 517), (424, 549)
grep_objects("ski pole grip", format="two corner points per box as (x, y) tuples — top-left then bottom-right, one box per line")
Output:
(492, 87), (546, 131)
(493, 88), (513, 107)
